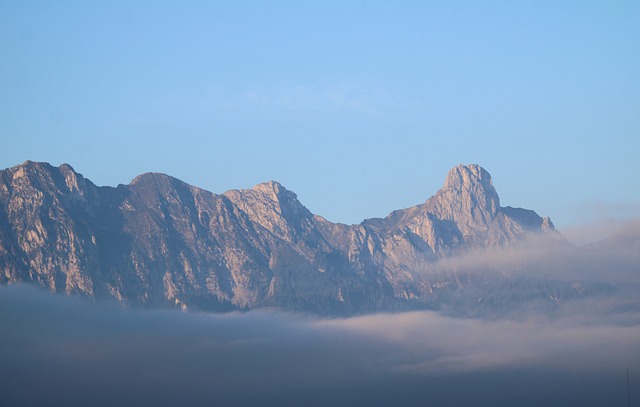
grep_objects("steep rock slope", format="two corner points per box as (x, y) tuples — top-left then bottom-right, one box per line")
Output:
(0, 161), (560, 314)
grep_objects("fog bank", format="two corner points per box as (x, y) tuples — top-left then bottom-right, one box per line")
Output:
(1, 285), (639, 407)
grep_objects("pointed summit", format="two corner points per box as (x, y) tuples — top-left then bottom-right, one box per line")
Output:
(421, 164), (501, 239)
(431, 164), (500, 213)
(444, 164), (494, 192)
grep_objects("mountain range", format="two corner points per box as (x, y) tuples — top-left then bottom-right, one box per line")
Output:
(0, 161), (629, 315)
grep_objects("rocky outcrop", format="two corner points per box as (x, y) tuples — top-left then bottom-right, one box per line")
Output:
(0, 161), (562, 314)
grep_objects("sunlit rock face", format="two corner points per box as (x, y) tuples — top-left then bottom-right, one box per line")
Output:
(0, 161), (569, 315)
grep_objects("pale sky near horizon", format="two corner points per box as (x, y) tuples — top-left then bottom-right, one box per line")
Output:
(1, 1), (639, 234)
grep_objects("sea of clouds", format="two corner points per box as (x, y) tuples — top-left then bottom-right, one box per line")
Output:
(1, 283), (639, 406)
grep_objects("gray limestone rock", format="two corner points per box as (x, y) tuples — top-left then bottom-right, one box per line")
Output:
(0, 161), (582, 315)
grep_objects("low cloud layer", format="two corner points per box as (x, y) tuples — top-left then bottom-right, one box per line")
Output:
(562, 203), (640, 245)
(2, 285), (639, 407)
(424, 219), (640, 285)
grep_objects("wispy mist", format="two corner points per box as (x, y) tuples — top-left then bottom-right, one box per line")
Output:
(426, 220), (640, 284)
(2, 284), (639, 407)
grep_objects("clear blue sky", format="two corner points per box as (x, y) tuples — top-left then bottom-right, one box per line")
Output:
(1, 1), (639, 230)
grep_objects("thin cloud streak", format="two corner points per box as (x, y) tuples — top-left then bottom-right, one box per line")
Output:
(151, 79), (389, 118)
(318, 310), (640, 374)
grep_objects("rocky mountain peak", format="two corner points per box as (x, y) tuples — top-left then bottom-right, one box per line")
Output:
(58, 163), (77, 174)
(247, 181), (305, 212)
(223, 181), (312, 241)
(130, 172), (167, 185)
(0, 161), (562, 315)
(443, 164), (494, 192)
(251, 180), (286, 197)
(4, 161), (90, 197)
(10, 160), (51, 177)
(15, 160), (79, 177)
(128, 172), (194, 197)
(541, 217), (555, 232)
(429, 164), (499, 214)
(415, 164), (501, 241)
(19, 160), (48, 169)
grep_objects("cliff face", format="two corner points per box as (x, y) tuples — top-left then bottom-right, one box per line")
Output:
(0, 161), (561, 314)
